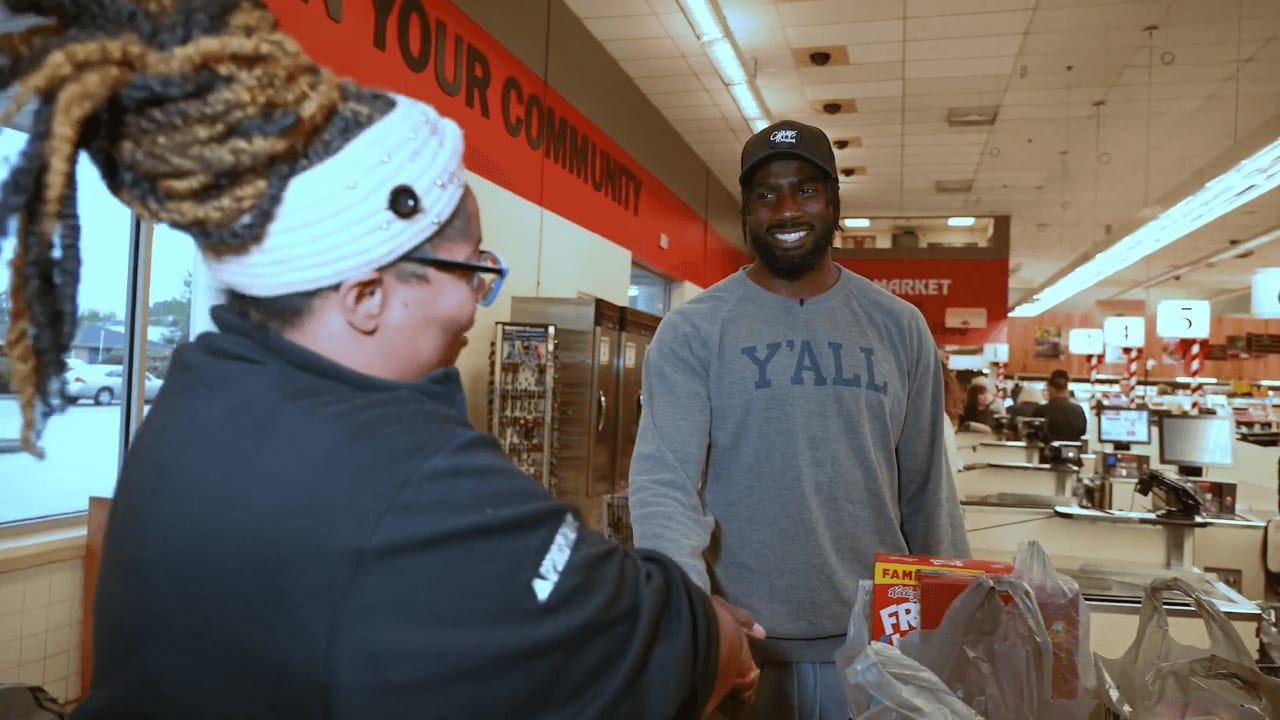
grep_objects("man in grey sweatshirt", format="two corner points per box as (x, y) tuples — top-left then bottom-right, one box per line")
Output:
(629, 119), (970, 719)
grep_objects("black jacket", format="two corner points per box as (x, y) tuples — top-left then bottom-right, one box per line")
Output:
(1033, 397), (1088, 442)
(73, 307), (718, 720)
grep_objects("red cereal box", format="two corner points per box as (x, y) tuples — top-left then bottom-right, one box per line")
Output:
(870, 553), (1014, 646)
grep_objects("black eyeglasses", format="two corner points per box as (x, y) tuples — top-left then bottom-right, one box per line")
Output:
(401, 249), (508, 307)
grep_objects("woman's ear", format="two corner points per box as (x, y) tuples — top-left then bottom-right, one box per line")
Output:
(335, 270), (385, 335)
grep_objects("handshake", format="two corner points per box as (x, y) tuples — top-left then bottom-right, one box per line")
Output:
(706, 595), (766, 718)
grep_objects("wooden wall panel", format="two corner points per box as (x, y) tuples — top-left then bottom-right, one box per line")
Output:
(1005, 313), (1280, 382)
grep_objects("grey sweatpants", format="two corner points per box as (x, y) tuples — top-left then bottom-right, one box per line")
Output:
(715, 661), (851, 720)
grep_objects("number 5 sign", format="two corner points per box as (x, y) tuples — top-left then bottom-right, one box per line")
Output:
(1155, 300), (1210, 339)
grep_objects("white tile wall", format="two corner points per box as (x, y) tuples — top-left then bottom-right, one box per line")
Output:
(0, 559), (83, 704)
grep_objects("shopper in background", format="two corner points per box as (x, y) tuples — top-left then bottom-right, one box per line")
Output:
(1049, 367), (1078, 399)
(0, 1), (759, 717)
(942, 363), (967, 478)
(628, 118), (969, 719)
(1006, 383), (1042, 422)
(960, 383), (1000, 433)
(1035, 371), (1089, 441)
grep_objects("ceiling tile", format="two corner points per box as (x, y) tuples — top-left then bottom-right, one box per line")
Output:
(779, 0), (905, 25)
(662, 104), (729, 120)
(635, 75), (706, 93)
(672, 117), (735, 133)
(787, 19), (905, 47)
(1166, 0), (1240, 24)
(566, 0), (655, 18)
(797, 62), (903, 83)
(644, 0), (683, 13)
(846, 41), (905, 64)
(583, 15), (668, 40)
(906, 11), (1032, 41)
(620, 57), (695, 77)
(905, 75), (1008, 95)
(905, 56), (1018, 80)
(906, 0), (1034, 17)
(856, 97), (906, 113)
(603, 37), (684, 60)
(906, 35), (1024, 61)
(686, 55), (717, 74)
(1018, 30), (1110, 56)
(656, 12), (696, 37)
(804, 79), (904, 99)
(648, 89), (716, 108)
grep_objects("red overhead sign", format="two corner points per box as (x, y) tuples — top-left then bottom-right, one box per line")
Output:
(838, 257), (1009, 346)
(266, 0), (748, 288)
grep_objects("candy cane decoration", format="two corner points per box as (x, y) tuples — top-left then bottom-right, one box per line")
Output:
(1186, 339), (1205, 411)
(1125, 347), (1142, 406)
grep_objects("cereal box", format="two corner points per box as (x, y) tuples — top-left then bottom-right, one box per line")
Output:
(870, 553), (1014, 646)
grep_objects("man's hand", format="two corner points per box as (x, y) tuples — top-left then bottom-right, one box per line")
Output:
(704, 595), (765, 718)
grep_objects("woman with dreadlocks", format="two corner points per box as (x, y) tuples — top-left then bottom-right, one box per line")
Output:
(0, 1), (761, 717)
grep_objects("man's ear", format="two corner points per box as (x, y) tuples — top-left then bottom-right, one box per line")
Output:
(335, 270), (385, 335)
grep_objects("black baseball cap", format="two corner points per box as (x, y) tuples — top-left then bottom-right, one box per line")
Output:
(739, 119), (837, 187)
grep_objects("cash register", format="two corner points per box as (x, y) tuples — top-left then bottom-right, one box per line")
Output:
(1085, 407), (1152, 508)
(1146, 413), (1239, 520)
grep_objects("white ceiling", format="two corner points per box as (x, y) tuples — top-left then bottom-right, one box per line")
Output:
(564, 0), (1280, 313)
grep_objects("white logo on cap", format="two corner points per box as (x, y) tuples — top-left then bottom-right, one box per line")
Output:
(770, 129), (798, 144)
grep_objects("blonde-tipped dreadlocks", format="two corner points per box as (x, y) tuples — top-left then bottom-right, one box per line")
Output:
(0, 0), (399, 455)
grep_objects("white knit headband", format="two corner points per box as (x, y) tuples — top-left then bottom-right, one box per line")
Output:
(203, 93), (466, 297)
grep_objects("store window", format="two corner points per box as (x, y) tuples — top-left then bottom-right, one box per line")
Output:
(0, 128), (133, 523)
(146, 225), (201, 379)
(628, 265), (670, 317)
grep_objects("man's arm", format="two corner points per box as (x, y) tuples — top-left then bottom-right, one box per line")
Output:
(334, 431), (755, 719)
(628, 314), (718, 591)
(895, 317), (970, 557)
(1072, 403), (1089, 440)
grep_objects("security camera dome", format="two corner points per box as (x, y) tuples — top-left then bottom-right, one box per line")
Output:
(822, 102), (842, 114)
(809, 51), (832, 66)
(833, 139), (849, 150)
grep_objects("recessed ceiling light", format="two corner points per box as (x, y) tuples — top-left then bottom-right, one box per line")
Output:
(935, 180), (972, 193)
(946, 106), (999, 127)
(947, 216), (976, 227)
(842, 218), (871, 228)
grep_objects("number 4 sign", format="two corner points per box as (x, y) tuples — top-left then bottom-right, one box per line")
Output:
(1155, 300), (1211, 339)
(1103, 316), (1145, 349)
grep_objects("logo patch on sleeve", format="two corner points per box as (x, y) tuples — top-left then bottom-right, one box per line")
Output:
(532, 512), (580, 603)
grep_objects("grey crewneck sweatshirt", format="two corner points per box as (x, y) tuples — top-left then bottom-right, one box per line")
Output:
(629, 266), (969, 658)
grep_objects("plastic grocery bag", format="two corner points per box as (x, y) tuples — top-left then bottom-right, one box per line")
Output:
(1096, 576), (1280, 719)
(1012, 541), (1098, 719)
(840, 642), (985, 720)
(898, 573), (1054, 720)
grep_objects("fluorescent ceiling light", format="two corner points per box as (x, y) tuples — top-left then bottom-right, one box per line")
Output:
(947, 216), (976, 227)
(728, 81), (765, 126)
(705, 38), (747, 85)
(677, 0), (770, 132)
(1114, 224), (1280, 297)
(1176, 377), (1218, 384)
(1009, 136), (1280, 317)
(842, 218), (871, 228)
(677, 0), (724, 41)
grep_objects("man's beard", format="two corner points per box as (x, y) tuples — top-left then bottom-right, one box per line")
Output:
(748, 223), (835, 281)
